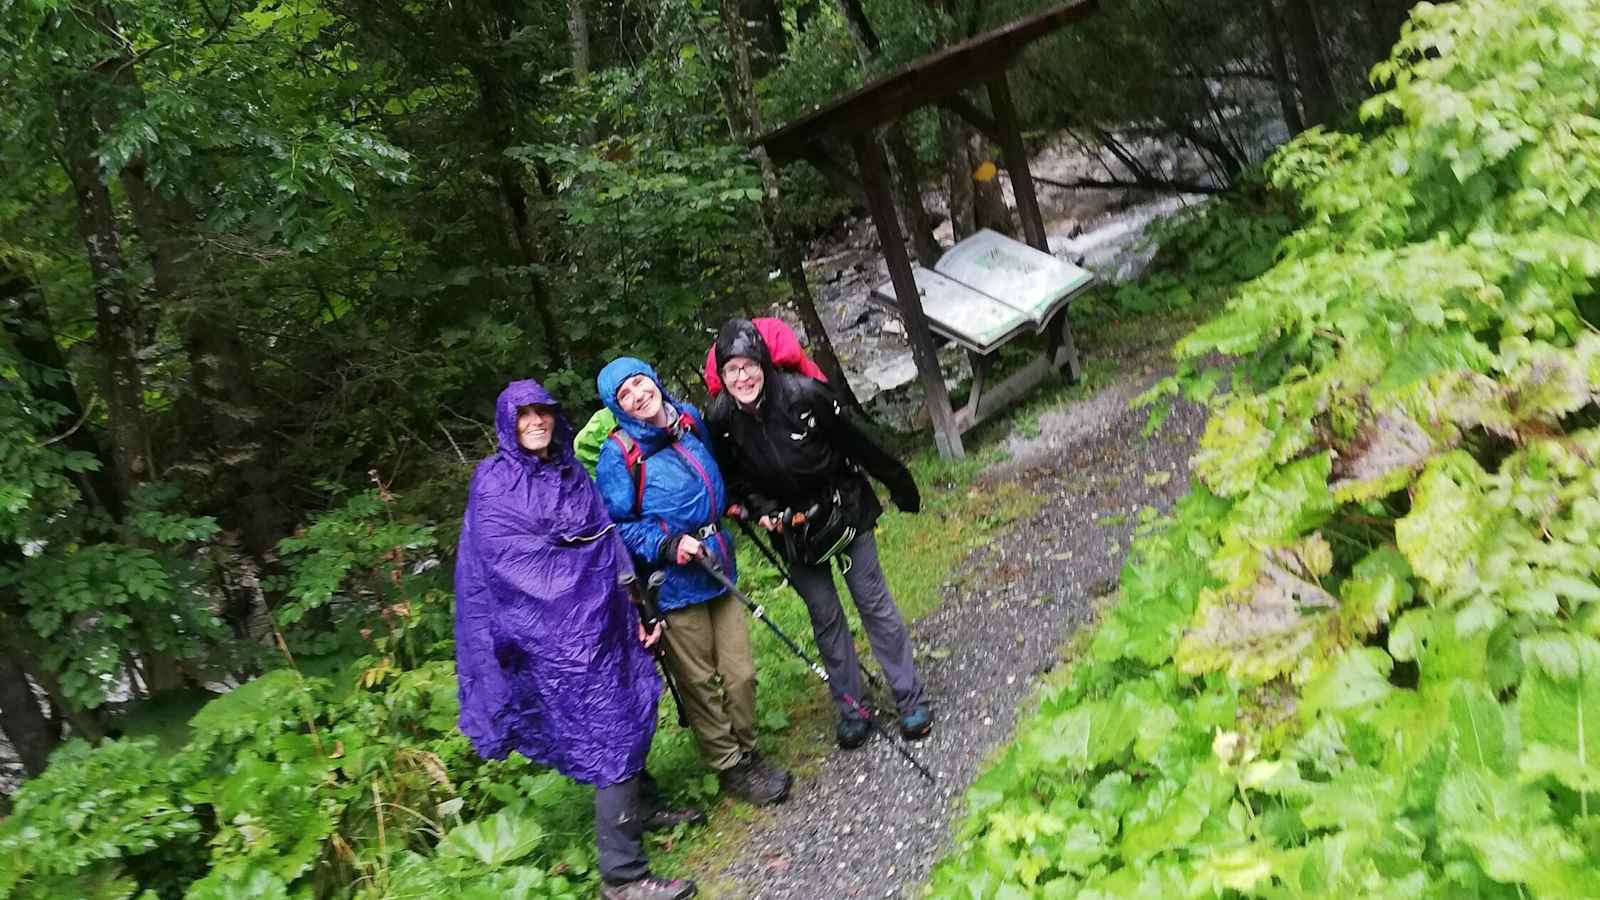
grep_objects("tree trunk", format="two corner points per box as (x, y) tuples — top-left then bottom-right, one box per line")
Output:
(833, 0), (938, 265)
(794, 0), (821, 33)
(835, 0), (880, 56)
(121, 150), (285, 640)
(0, 624), (106, 745)
(0, 652), (57, 778)
(566, 0), (598, 144)
(970, 135), (1014, 237)
(468, 61), (564, 368)
(716, 0), (863, 412)
(751, 0), (787, 58)
(57, 84), (151, 506)
(566, 0), (590, 79)
(0, 267), (123, 521)
(1283, 0), (1341, 127)
(1367, 0), (1415, 62)
(942, 112), (976, 241)
(1260, 0), (1306, 134)
(887, 126), (941, 265)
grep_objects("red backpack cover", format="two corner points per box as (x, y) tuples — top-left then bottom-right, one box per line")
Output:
(702, 317), (827, 396)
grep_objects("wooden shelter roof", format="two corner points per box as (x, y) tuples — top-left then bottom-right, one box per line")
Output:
(755, 0), (1099, 165)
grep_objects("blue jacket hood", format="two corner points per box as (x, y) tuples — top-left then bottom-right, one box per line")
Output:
(597, 357), (683, 452)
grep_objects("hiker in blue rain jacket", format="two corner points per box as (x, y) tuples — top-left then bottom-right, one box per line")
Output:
(595, 357), (792, 807)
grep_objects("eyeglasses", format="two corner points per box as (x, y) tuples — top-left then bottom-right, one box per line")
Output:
(722, 362), (760, 381)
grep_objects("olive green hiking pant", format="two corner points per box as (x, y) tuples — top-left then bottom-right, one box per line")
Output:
(661, 592), (758, 771)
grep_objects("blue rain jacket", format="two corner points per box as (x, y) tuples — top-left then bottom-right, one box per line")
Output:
(595, 358), (736, 612)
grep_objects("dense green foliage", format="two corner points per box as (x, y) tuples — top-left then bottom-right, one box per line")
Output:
(928, 0), (1600, 896)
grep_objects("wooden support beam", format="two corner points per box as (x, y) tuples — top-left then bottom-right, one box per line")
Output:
(757, 0), (1100, 165)
(988, 71), (1083, 385)
(986, 71), (1048, 252)
(953, 354), (1055, 432)
(1054, 310), (1083, 382)
(853, 131), (964, 459)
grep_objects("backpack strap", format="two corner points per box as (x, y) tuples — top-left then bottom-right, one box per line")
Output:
(608, 429), (646, 515)
(677, 408), (711, 446)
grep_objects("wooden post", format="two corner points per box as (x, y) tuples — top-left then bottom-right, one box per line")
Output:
(987, 70), (1048, 252)
(853, 131), (964, 459)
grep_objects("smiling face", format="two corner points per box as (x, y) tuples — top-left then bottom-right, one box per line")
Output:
(616, 373), (667, 425)
(721, 355), (764, 406)
(515, 404), (557, 455)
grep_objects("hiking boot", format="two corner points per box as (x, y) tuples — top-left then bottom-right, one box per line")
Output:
(644, 806), (707, 832)
(836, 714), (871, 750)
(598, 874), (696, 900)
(900, 703), (934, 741)
(720, 751), (789, 806)
(748, 750), (793, 801)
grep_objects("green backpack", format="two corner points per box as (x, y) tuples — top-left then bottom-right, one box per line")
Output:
(573, 407), (618, 477)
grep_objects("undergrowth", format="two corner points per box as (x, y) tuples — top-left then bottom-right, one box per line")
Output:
(0, 423), (1041, 899)
(928, 1), (1600, 896)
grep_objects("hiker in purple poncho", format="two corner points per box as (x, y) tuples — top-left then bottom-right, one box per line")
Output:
(455, 380), (700, 900)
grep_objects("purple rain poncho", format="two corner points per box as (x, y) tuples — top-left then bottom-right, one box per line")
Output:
(454, 380), (661, 787)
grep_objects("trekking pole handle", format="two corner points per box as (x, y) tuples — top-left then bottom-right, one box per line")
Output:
(785, 503), (820, 527)
(638, 570), (669, 632)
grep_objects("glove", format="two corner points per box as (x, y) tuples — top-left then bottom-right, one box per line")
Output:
(891, 482), (921, 514)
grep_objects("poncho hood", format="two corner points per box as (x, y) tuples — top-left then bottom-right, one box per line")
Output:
(494, 379), (577, 463)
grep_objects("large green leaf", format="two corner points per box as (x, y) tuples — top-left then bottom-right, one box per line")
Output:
(1178, 547), (1337, 683)
(1447, 681), (1511, 772)
(1436, 769), (1591, 896)
(1119, 766), (1232, 862)
(439, 807), (546, 869)
(1517, 633), (1600, 792)
(1302, 648), (1395, 719)
(1396, 452), (1491, 590)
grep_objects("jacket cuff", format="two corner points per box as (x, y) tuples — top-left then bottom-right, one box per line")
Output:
(658, 533), (685, 564)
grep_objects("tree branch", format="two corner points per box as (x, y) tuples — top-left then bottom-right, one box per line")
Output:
(1028, 173), (1225, 195)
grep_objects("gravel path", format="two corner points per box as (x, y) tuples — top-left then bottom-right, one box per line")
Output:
(709, 354), (1208, 899)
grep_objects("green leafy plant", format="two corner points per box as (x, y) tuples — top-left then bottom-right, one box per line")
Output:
(930, 1), (1600, 895)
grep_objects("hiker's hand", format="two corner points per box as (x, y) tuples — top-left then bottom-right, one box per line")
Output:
(758, 514), (783, 533)
(891, 483), (921, 514)
(726, 503), (746, 521)
(638, 621), (664, 648)
(675, 535), (703, 565)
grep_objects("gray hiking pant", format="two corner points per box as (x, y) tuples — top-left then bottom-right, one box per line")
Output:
(786, 531), (925, 716)
(595, 770), (658, 884)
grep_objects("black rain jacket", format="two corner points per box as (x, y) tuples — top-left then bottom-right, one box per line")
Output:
(705, 319), (920, 535)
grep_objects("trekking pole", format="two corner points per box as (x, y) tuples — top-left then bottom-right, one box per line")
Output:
(732, 515), (888, 695)
(622, 571), (687, 727)
(734, 517), (791, 581)
(695, 555), (935, 784)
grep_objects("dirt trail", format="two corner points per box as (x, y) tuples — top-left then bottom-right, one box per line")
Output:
(707, 344), (1207, 898)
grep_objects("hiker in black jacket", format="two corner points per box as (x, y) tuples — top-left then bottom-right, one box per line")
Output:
(705, 318), (933, 748)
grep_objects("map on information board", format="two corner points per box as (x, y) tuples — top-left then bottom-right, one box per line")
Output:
(872, 230), (1094, 354)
